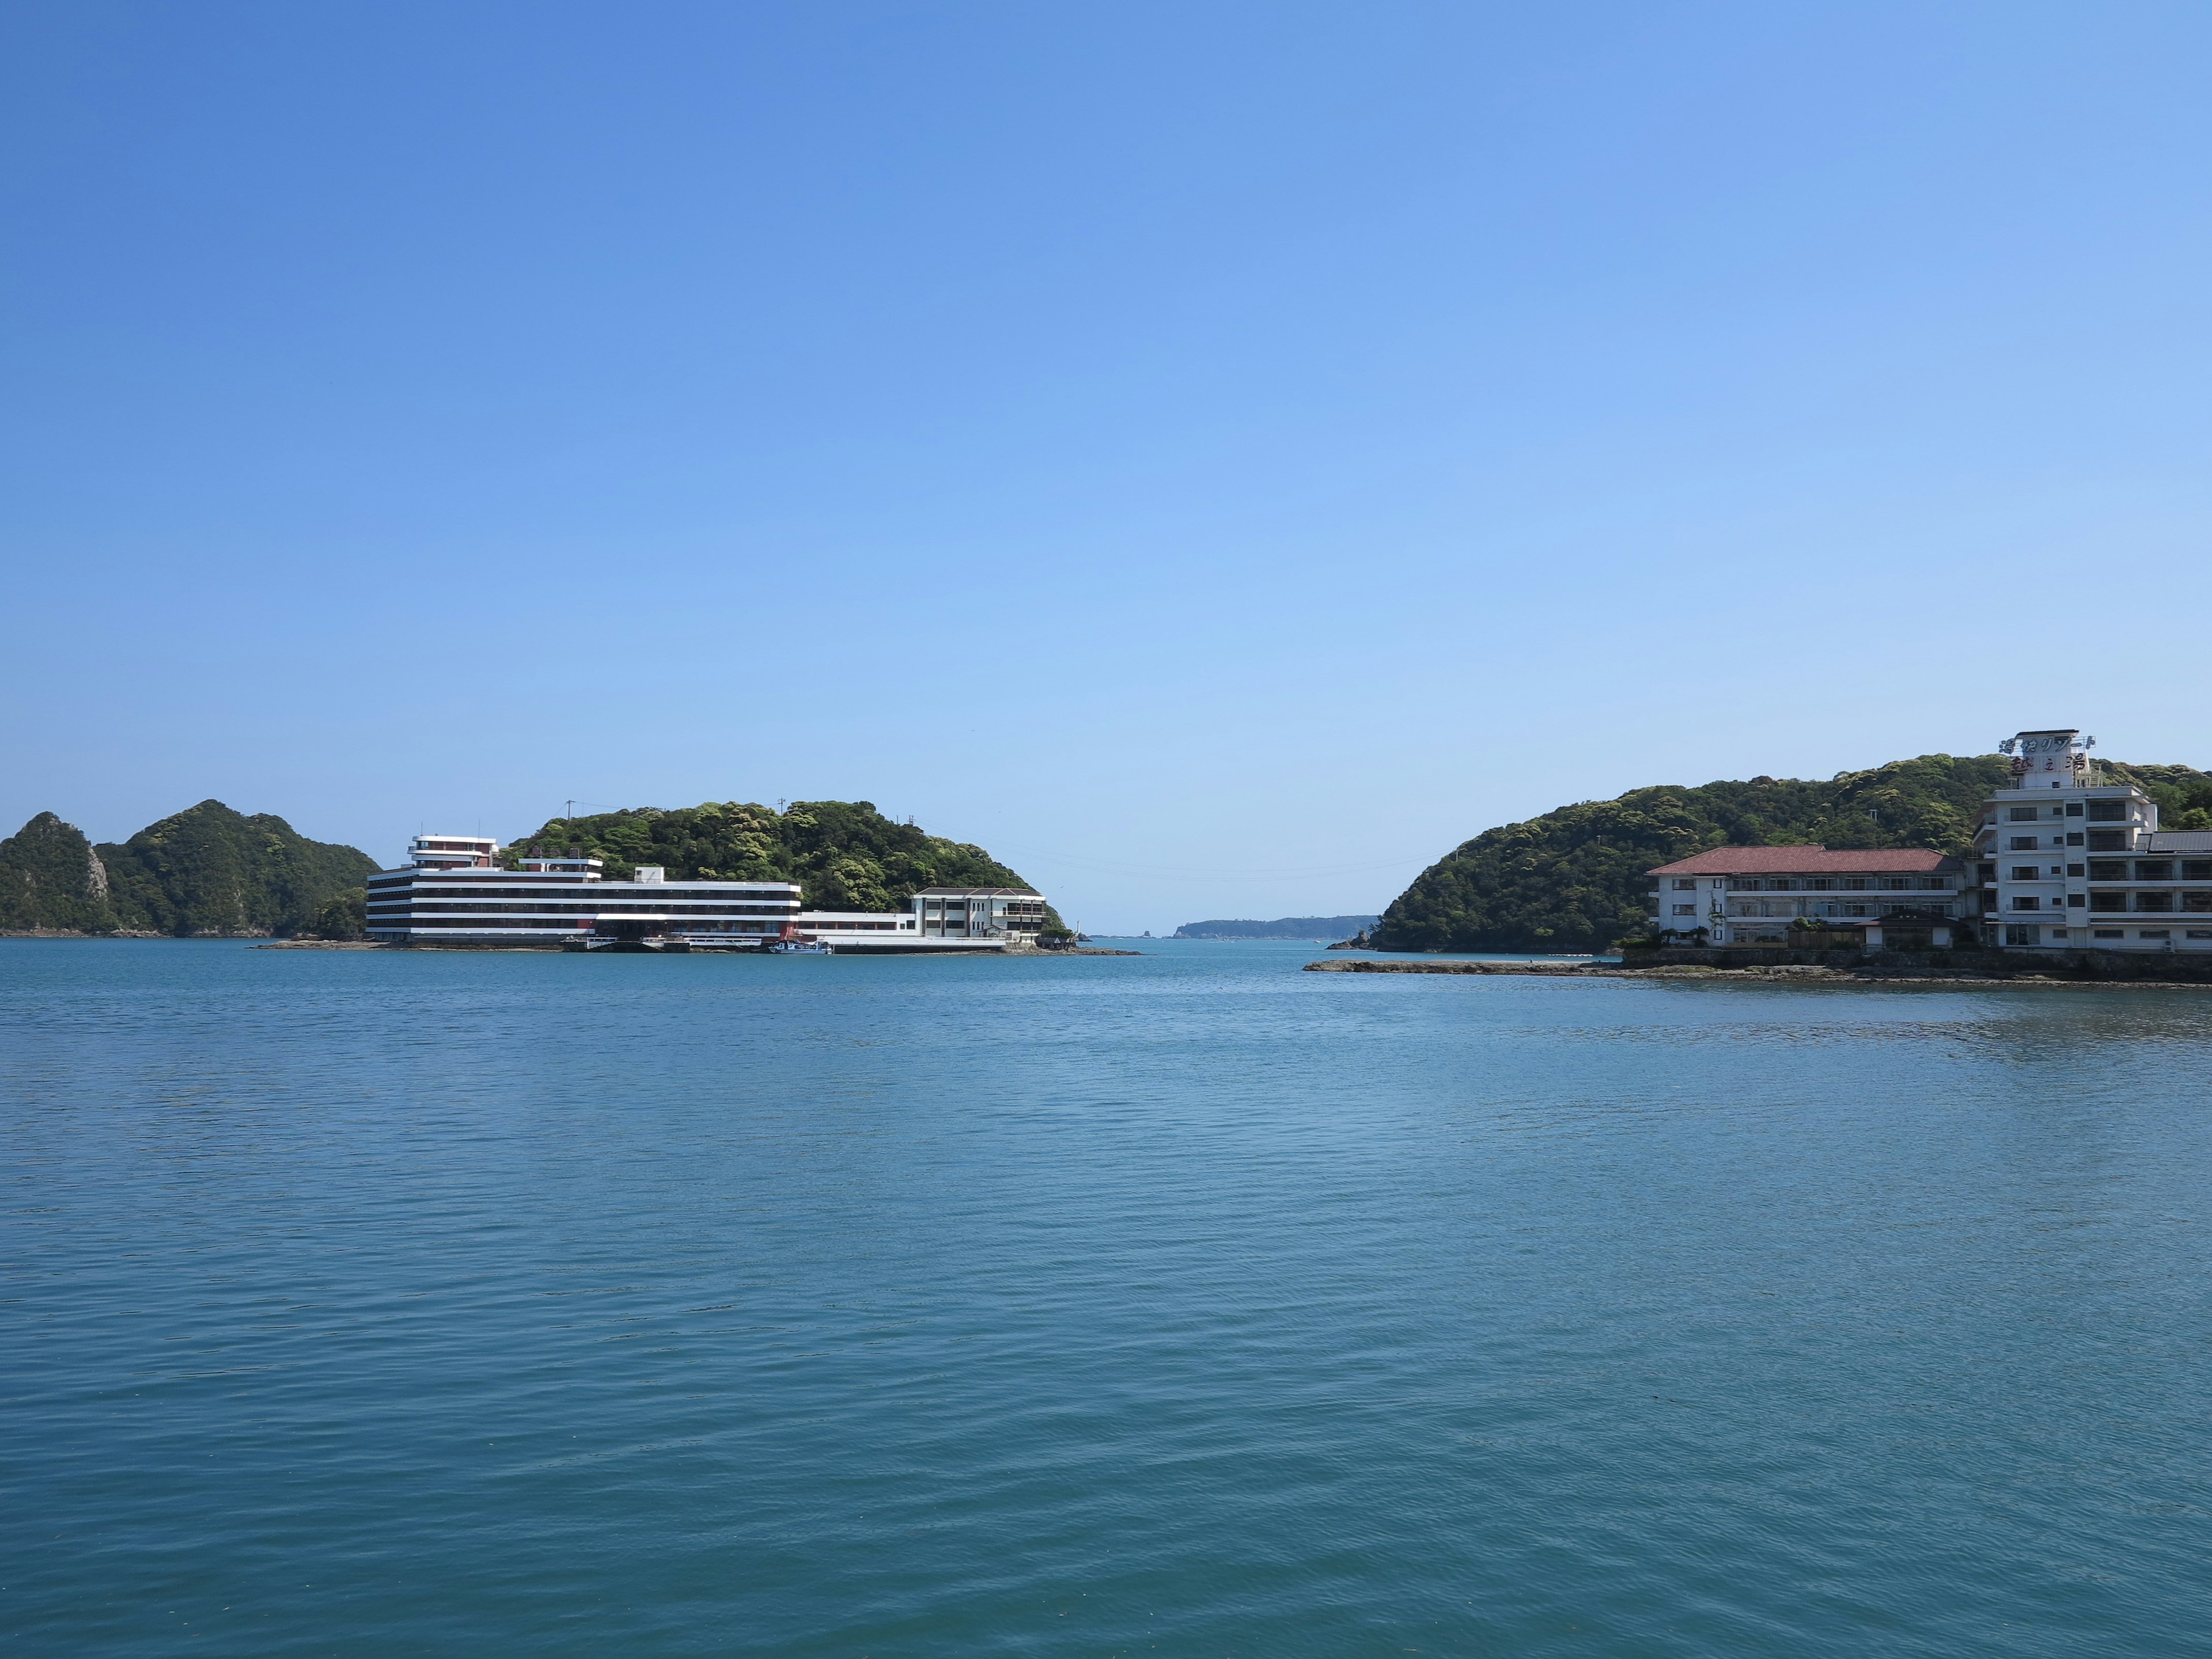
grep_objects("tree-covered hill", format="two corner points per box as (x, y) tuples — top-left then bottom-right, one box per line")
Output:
(0, 813), (118, 932)
(0, 802), (376, 935)
(505, 799), (1052, 916)
(1372, 754), (2212, 955)
(99, 801), (378, 935)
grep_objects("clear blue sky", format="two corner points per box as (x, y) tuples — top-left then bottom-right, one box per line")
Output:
(5, 3), (2209, 933)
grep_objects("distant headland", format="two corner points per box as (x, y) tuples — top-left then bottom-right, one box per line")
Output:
(1174, 915), (1380, 940)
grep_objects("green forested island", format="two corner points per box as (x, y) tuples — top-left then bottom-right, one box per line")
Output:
(1372, 753), (2212, 955)
(0, 801), (376, 937)
(503, 798), (1056, 920)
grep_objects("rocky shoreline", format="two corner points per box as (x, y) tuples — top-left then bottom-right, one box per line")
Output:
(3, 927), (263, 939)
(1304, 958), (2212, 989)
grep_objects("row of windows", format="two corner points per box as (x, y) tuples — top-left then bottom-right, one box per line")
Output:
(2006, 802), (2131, 823)
(1725, 876), (1947, 892)
(2004, 926), (2212, 944)
(370, 919), (584, 931)
(2003, 831), (2142, 851)
(2098, 861), (2212, 881)
(370, 919), (785, 933)
(1724, 902), (1954, 918)
(2010, 894), (2212, 912)
(371, 902), (798, 917)
(2005, 861), (2212, 881)
(378, 883), (795, 902)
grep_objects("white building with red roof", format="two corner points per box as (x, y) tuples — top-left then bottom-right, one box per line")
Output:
(1646, 845), (1968, 946)
(1647, 728), (2212, 955)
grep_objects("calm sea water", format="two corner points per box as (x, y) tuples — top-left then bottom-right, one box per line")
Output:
(5, 938), (2211, 1656)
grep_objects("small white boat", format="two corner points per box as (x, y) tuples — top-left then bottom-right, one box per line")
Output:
(770, 940), (834, 955)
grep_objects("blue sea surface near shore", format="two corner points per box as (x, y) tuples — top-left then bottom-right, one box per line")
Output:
(4, 937), (2210, 1656)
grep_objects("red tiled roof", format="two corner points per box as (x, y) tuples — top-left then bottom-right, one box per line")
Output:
(1647, 844), (1960, 876)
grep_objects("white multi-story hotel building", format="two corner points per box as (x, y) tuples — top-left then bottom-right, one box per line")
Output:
(365, 836), (802, 944)
(365, 837), (1053, 951)
(1648, 847), (1968, 946)
(1979, 729), (2212, 953)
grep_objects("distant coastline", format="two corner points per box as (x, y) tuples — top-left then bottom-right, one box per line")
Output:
(1173, 914), (1378, 940)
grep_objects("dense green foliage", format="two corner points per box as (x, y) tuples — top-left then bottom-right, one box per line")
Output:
(0, 801), (376, 935)
(96, 801), (378, 935)
(1173, 915), (1380, 940)
(1373, 753), (2212, 955)
(0, 813), (118, 932)
(299, 887), (369, 940)
(505, 798), (1051, 916)
(2113, 764), (2212, 830)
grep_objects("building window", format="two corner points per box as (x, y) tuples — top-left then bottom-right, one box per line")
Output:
(1672, 878), (1696, 890)
(2088, 861), (2126, 880)
(2005, 925), (2039, 946)
(2136, 893), (2173, 912)
(2086, 801), (2127, 822)
(2188, 931), (2212, 940)
(1884, 878), (1913, 890)
(2089, 893), (2127, 912)
(2008, 837), (2039, 851)
(2086, 831), (2127, 851)
(2010, 866), (2040, 882)
(2008, 806), (2040, 821)
(1842, 878), (1868, 891)
(1672, 904), (1696, 916)
(2140, 930), (2171, 941)
(2094, 929), (2125, 939)
(2010, 896), (2040, 910)
(2048, 929), (2069, 940)
(2065, 802), (2084, 817)
(2187, 893), (2212, 912)
(1805, 878), (1831, 891)
(2067, 893), (2085, 907)
(2067, 863), (2085, 877)
(2135, 861), (2174, 881)
(2065, 832), (2084, 846)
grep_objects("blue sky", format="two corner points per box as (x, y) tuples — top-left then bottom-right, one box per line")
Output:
(5, 2), (2209, 933)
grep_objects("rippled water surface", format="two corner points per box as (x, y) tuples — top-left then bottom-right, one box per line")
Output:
(6, 938), (2212, 1656)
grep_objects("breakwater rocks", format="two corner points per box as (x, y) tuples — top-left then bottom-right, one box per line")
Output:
(1305, 953), (2212, 988)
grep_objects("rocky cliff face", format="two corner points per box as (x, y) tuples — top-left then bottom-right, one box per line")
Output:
(1, 802), (376, 936)
(0, 813), (119, 932)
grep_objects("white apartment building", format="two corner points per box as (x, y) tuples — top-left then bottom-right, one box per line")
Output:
(1648, 847), (1968, 946)
(911, 887), (1050, 941)
(778, 888), (1048, 950)
(1979, 729), (2212, 952)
